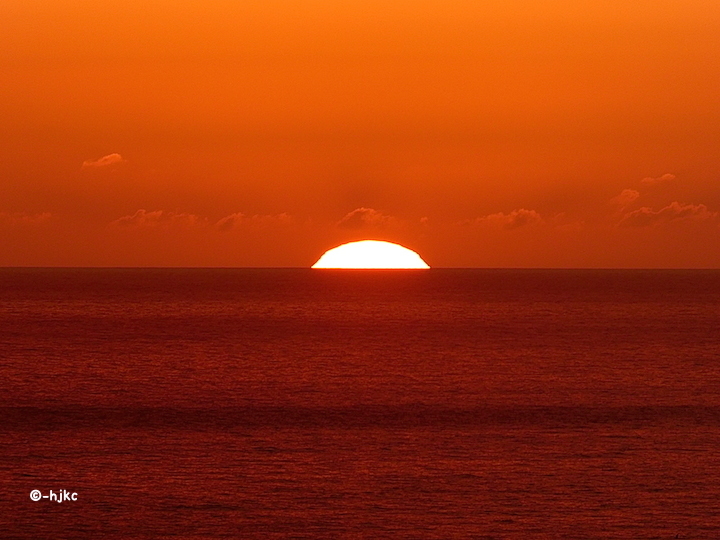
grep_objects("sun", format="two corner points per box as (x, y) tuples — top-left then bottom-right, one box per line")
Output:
(312, 240), (430, 269)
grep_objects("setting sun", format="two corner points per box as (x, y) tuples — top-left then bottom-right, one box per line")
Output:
(312, 240), (430, 269)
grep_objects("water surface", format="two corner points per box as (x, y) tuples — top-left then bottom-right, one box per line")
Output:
(1, 269), (719, 538)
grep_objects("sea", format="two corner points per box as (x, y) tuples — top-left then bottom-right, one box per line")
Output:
(1, 268), (719, 539)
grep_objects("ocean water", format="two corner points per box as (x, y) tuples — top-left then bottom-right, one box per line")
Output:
(1, 268), (719, 539)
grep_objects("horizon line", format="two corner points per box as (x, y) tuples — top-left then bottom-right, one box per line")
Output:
(2, 266), (720, 271)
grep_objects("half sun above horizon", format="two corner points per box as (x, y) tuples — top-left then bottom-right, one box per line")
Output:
(312, 240), (430, 269)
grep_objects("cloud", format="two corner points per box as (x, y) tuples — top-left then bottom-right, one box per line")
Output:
(640, 173), (675, 186)
(619, 201), (716, 227)
(611, 189), (640, 207)
(111, 209), (205, 229)
(82, 153), (126, 169)
(337, 207), (394, 229)
(215, 212), (293, 231)
(0, 212), (52, 225)
(216, 213), (245, 231)
(474, 208), (543, 229)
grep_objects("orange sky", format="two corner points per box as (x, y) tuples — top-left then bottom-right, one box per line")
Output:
(2, 0), (719, 267)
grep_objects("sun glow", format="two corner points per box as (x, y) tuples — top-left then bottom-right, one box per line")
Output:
(312, 240), (430, 269)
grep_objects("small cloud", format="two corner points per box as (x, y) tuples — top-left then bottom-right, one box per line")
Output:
(216, 213), (245, 231)
(110, 209), (205, 229)
(640, 173), (675, 186)
(82, 153), (126, 169)
(611, 189), (640, 207)
(420, 216), (429, 226)
(619, 201), (716, 227)
(216, 212), (293, 231)
(475, 208), (543, 230)
(337, 207), (394, 229)
(0, 212), (52, 225)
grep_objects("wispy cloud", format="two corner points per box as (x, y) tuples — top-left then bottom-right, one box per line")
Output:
(472, 208), (543, 229)
(611, 189), (640, 207)
(111, 209), (205, 229)
(82, 153), (126, 169)
(215, 212), (293, 231)
(216, 213), (245, 231)
(0, 212), (52, 225)
(619, 202), (716, 227)
(640, 173), (676, 186)
(337, 207), (394, 229)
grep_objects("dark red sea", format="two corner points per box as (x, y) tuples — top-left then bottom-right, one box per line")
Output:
(1, 268), (720, 538)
